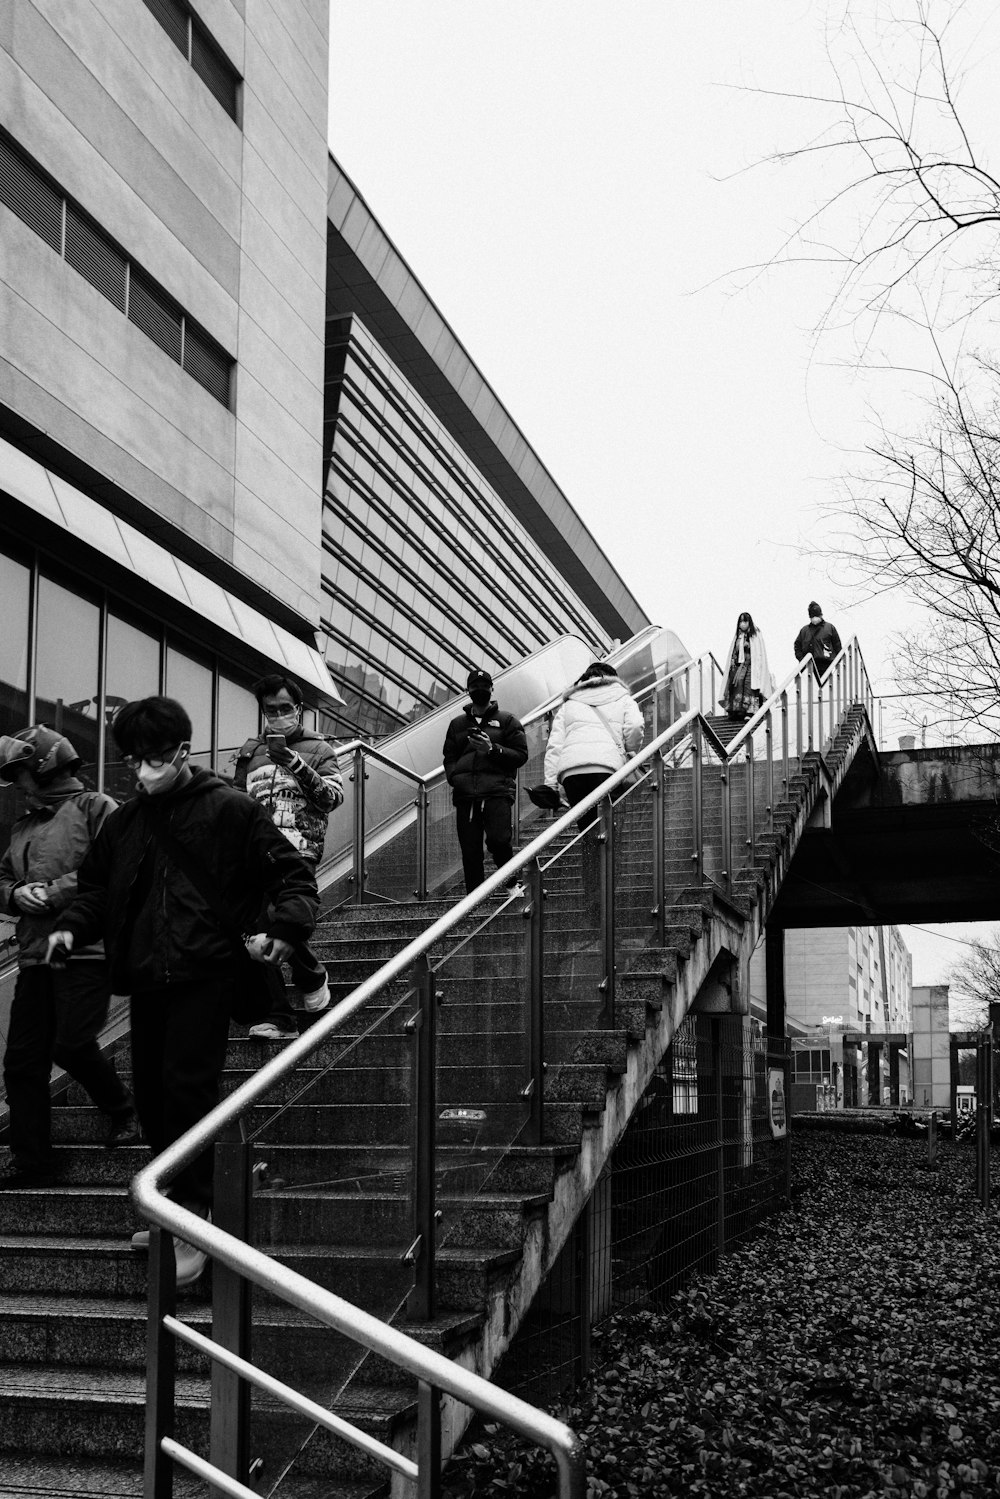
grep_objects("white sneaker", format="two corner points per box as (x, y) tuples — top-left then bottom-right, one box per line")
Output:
(175, 1210), (211, 1288)
(130, 1227), (150, 1250)
(248, 1022), (296, 1040)
(301, 976), (331, 1013)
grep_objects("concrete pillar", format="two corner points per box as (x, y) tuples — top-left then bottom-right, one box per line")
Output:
(867, 1041), (882, 1106)
(888, 1042), (900, 1106)
(765, 925), (785, 1041)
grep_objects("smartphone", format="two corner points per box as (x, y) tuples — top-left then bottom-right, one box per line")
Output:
(266, 733), (286, 754)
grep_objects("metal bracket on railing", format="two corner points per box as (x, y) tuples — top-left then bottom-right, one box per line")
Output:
(524, 859), (545, 1146)
(599, 798), (616, 1023)
(651, 750), (665, 946)
(408, 956), (437, 1320)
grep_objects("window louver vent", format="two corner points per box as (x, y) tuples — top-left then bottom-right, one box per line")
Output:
(143, 0), (240, 122)
(1, 127), (234, 408)
(65, 205), (127, 310)
(191, 29), (239, 119)
(142, 0), (188, 56)
(184, 326), (232, 405)
(129, 269), (183, 362)
(0, 134), (62, 251)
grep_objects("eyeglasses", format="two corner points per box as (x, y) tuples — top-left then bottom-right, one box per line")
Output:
(121, 745), (181, 770)
(263, 703), (298, 718)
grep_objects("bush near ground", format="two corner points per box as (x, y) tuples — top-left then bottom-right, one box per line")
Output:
(446, 1132), (1000, 1499)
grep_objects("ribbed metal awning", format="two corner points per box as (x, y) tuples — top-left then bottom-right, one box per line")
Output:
(0, 434), (343, 704)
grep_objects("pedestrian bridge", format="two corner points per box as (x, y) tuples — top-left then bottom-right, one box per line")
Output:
(771, 740), (1000, 927)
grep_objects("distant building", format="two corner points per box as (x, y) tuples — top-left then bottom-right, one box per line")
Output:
(750, 925), (913, 1108)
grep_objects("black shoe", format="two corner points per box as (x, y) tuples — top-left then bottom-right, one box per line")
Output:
(0, 1162), (59, 1189)
(105, 1111), (141, 1149)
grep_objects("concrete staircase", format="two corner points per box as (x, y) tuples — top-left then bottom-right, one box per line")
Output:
(0, 705), (874, 1495)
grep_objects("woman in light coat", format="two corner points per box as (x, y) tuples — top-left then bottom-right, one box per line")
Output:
(720, 612), (774, 721)
(544, 661), (645, 827)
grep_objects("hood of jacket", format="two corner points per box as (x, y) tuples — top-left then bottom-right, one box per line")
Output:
(562, 678), (632, 707)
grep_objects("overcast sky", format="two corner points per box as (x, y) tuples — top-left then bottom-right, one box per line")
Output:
(326, 2), (1000, 987)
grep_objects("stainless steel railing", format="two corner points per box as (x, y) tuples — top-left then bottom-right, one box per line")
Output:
(322, 649), (723, 904)
(135, 639), (871, 1498)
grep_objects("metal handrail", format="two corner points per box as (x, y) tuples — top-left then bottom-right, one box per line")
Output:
(323, 649), (722, 903)
(136, 643), (870, 1496)
(134, 709), (707, 1499)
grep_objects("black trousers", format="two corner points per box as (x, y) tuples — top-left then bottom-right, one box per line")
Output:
(4, 962), (132, 1173)
(129, 976), (233, 1210)
(455, 796), (514, 893)
(562, 772), (622, 916)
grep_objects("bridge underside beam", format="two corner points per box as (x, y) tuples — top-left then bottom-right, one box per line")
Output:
(769, 802), (1000, 927)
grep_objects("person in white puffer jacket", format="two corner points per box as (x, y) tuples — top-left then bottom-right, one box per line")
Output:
(543, 662), (644, 916)
(544, 661), (644, 819)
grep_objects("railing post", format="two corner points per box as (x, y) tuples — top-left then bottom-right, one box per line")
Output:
(407, 955), (437, 1320)
(598, 795), (616, 1023)
(665, 677), (675, 728)
(691, 720), (704, 884)
(795, 675), (803, 761)
(745, 733), (756, 863)
(652, 749), (665, 946)
(721, 754), (732, 895)
(415, 780), (429, 901)
(144, 1227), (177, 1499)
(780, 690), (789, 801)
(352, 745), (366, 906)
(817, 672), (825, 752)
(210, 1123), (254, 1486)
(698, 657), (705, 717)
(765, 709), (774, 833)
(416, 1380), (443, 1499)
(523, 860), (545, 1146)
(806, 672), (815, 753)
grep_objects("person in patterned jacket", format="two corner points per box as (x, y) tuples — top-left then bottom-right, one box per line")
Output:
(233, 674), (343, 1038)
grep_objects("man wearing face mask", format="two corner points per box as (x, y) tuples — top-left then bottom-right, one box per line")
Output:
(45, 696), (318, 1286)
(443, 669), (528, 894)
(232, 674), (343, 1039)
(793, 602), (843, 679)
(0, 727), (136, 1188)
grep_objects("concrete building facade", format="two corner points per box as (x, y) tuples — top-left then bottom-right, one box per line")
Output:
(0, 0), (649, 859)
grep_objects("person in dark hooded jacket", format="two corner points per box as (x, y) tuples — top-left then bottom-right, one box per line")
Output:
(442, 669), (528, 894)
(793, 602), (842, 679)
(0, 727), (136, 1188)
(46, 696), (317, 1287)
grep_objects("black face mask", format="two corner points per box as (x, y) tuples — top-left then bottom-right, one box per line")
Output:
(470, 689), (491, 709)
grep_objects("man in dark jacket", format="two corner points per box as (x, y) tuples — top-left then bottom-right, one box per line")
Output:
(47, 696), (318, 1286)
(0, 727), (136, 1188)
(232, 673), (343, 1039)
(442, 669), (528, 894)
(793, 602), (843, 679)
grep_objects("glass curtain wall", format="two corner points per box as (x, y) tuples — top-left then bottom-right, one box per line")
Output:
(0, 536), (259, 856)
(321, 315), (612, 740)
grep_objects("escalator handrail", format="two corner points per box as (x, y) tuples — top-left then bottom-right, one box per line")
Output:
(326, 648), (723, 794)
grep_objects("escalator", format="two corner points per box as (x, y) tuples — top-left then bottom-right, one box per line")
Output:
(317, 626), (693, 907)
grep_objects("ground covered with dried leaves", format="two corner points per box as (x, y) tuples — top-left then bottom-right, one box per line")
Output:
(447, 1130), (1000, 1498)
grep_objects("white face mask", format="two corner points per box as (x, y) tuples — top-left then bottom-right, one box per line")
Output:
(264, 706), (300, 736)
(135, 744), (189, 796)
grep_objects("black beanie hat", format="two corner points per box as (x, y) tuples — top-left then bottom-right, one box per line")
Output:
(808, 601), (822, 616)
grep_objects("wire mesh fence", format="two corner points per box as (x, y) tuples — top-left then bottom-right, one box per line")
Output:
(494, 1015), (790, 1405)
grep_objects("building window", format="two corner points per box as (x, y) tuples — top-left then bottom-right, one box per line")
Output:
(0, 536), (265, 815)
(142, 0), (241, 121)
(0, 131), (234, 408)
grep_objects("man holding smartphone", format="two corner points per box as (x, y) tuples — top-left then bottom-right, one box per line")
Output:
(232, 674), (343, 1039)
(442, 669), (528, 895)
